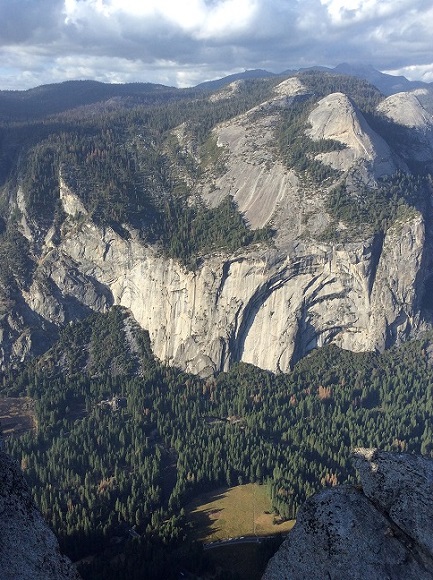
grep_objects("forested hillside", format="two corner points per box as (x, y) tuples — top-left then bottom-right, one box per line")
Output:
(0, 76), (277, 241)
(3, 307), (433, 578)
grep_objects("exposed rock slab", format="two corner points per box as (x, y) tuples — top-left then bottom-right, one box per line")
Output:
(307, 92), (398, 177)
(377, 91), (433, 130)
(201, 78), (309, 232)
(353, 448), (433, 559)
(20, 207), (426, 377)
(377, 91), (433, 162)
(263, 449), (433, 580)
(0, 451), (81, 580)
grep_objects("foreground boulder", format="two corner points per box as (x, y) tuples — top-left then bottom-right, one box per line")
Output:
(263, 448), (433, 579)
(0, 450), (81, 580)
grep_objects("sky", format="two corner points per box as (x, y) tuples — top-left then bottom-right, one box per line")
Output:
(0, 0), (432, 91)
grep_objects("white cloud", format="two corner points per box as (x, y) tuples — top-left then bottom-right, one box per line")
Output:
(0, 0), (431, 90)
(385, 64), (433, 84)
(196, 0), (259, 39)
(320, 0), (412, 25)
(63, 0), (258, 39)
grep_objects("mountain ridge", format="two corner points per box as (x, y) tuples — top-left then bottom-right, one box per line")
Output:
(0, 68), (432, 376)
(0, 64), (431, 122)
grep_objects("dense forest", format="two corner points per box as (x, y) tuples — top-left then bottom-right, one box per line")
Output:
(3, 307), (433, 578)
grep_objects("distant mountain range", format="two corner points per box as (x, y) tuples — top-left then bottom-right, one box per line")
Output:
(323, 63), (429, 95)
(0, 64), (430, 122)
(195, 63), (430, 96)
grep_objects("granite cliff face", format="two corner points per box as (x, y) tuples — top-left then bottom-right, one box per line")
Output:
(1, 76), (433, 376)
(263, 449), (433, 580)
(0, 450), (81, 580)
(20, 199), (429, 377)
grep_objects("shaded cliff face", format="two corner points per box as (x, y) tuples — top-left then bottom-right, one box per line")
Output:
(263, 449), (433, 580)
(1, 74), (433, 376)
(0, 451), (81, 580)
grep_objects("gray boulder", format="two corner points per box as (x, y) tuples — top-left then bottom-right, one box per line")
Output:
(263, 448), (433, 579)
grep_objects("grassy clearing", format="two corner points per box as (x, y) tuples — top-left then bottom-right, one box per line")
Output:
(187, 483), (295, 542)
(0, 397), (36, 437)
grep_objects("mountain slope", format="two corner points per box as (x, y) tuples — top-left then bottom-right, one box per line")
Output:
(0, 72), (432, 376)
(0, 80), (184, 121)
(334, 62), (430, 95)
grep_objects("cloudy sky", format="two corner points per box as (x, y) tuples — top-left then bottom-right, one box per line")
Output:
(0, 0), (432, 90)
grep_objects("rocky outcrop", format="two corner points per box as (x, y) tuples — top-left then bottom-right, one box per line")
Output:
(263, 449), (433, 580)
(378, 91), (433, 131)
(377, 91), (433, 164)
(0, 450), (81, 580)
(201, 78), (304, 231)
(306, 92), (399, 177)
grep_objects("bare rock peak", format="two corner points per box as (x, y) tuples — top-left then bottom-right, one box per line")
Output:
(377, 91), (433, 130)
(306, 92), (397, 177)
(273, 76), (307, 97)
